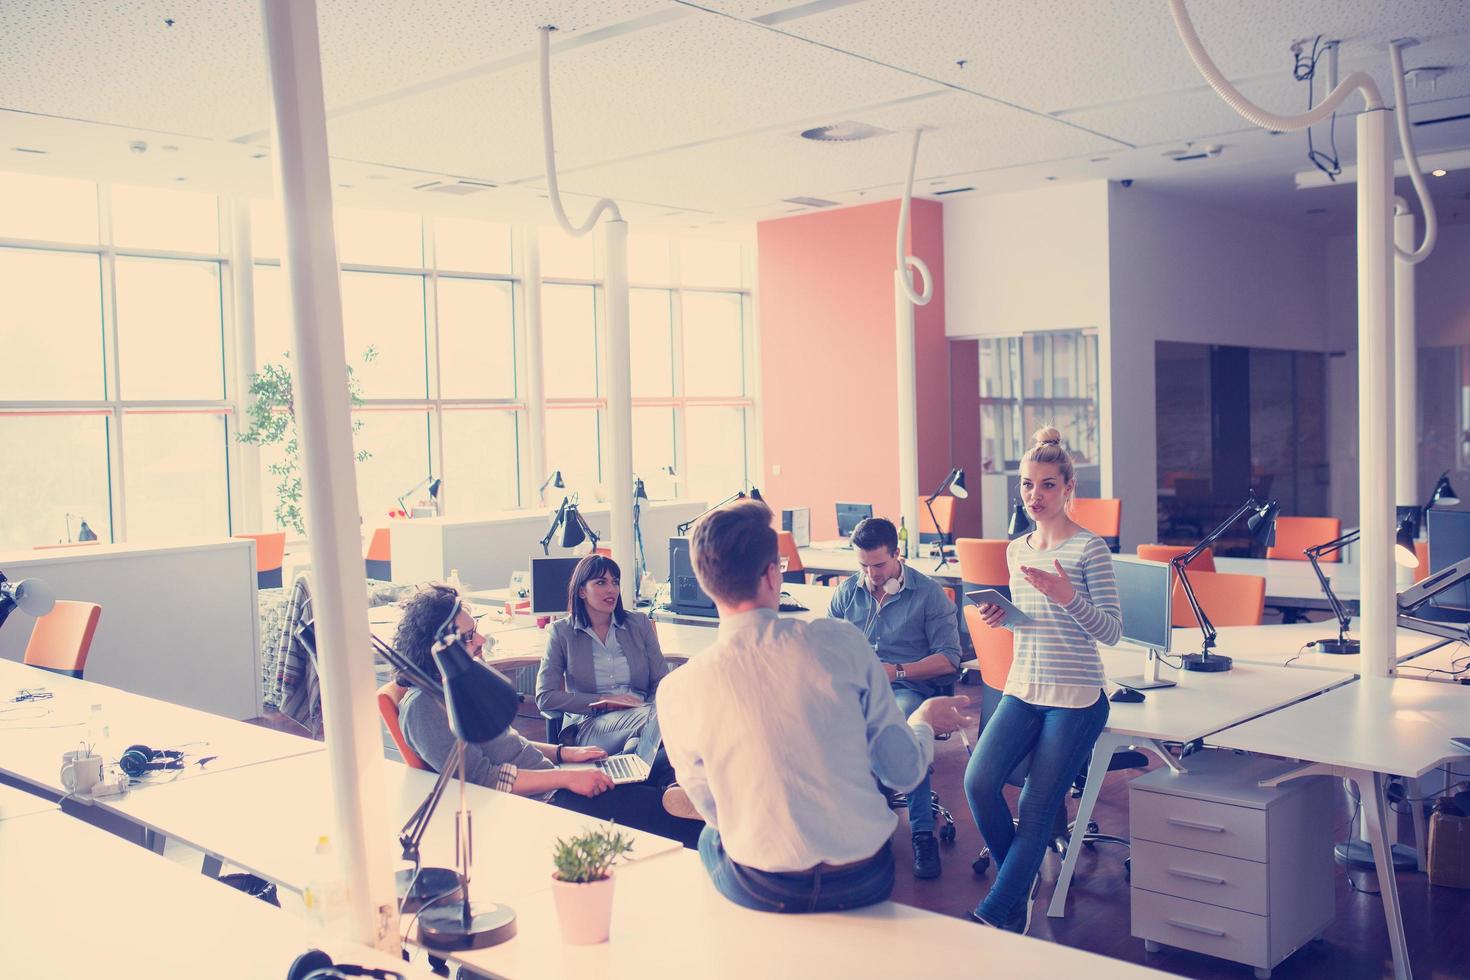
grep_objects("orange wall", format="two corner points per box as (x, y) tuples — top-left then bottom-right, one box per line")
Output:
(756, 199), (952, 540)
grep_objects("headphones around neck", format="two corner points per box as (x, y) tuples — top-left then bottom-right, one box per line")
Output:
(286, 949), (405, 980)
(860, 562), (903, 597)
(118, 744), (186, 779)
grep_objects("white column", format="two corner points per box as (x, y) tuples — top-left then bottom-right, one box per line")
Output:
(603, 219), (635, 608)
(894, 273), (921, 554)
(259, 0), (398, 951)
(1357, 108), (1397, 681)
(1394, 201), (1418, 588)
(523, 226), (547, 507)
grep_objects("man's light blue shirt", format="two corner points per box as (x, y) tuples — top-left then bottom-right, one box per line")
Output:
(827, 564), (961, 697)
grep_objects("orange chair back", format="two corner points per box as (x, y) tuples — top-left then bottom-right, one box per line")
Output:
(1414, 540), (1429, 584)
(955, 538), (1010, 587)
(1136, 544), (1216, 573)
(365, 528), (392, 563)
(1267, 517), (1342, 562)
(234, 532), (286, 574)
(918, 496), (957, 539)
(1069, 498), (1122, 538)
(377, 681), (429, 771)
(776, 531), (804, 574)
(1171, 571), (1265, 628)
(23, 600), (101, 679)
(963, 604), (1015, 691)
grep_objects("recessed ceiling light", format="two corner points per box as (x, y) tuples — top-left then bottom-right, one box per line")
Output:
(798, 121), (892, 142)
(12, 146), (47, 155)
(1432, 169), (1448, 177)
(251, 152), (268, 160)
(1090, 156), (1110, 163)
(1044, 176), (1057, 181)
(174, 176), (187, 182)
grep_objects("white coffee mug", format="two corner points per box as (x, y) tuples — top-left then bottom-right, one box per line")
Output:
(61, 751), (104, 794)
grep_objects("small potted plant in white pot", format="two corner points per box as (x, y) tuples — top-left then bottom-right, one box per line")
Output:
(550, 824), (635, 944)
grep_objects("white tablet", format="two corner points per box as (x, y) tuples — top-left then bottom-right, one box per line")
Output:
(965, 590), (1036, 630)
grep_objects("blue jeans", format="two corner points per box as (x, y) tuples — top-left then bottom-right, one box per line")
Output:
(963, 692), (1109, 923)
(697, 825), (894, 913)
(891, 687), (934, 837)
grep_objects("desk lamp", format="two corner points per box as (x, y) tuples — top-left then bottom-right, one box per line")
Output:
(633, 477), (649, 604)
(0, 572), (55, 633)
(1007, 496), (1033, 539)
(923, 467), (967, 570)
(537, 470), (565, 505)
(1398, 554), (1470, 642)
(539, 495), (600, 555)
(1397, 471), (1460, 544)
(372, 605), (520, 950)
(676, 489), (749, 537)
(1307, 522), (1421, 654)
(1171, 493), (1279, 672)
(396, 476), (441, 517)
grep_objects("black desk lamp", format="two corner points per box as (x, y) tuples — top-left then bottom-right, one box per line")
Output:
(1171, 493), (1280, 672)
(1007, 497), (1033, 539)
(924, 467), (967, 571)
(633, 477), (649, 604)
(676, 489), (750, 537)
(1397, 471), (1460, 543)
(1307, 522), (1421, 654)
(539, 495), (600, 554)
(0, 572), (56, 633)
(372, 604), (520, 950)
(537, 470), (565, 504)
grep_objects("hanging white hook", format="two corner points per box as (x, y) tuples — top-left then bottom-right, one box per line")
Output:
(538, 26), (621, 235)
(896, 128), (933, 306)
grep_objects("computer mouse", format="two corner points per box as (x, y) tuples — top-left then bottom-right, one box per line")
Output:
(1110, 687), (1145, 704)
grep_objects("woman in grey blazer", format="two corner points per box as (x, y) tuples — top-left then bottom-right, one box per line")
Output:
(535, 554), (668, 757)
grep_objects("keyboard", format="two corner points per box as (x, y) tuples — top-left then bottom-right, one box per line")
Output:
(778, 600), (808, 612)
(597, 753), (652, 785)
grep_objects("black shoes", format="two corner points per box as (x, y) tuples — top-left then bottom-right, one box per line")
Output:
(912, 832), (941, 879)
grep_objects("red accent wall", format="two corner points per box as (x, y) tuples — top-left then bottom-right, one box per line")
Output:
(756, 199), (952, 540)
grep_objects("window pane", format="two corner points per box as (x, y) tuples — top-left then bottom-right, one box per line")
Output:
(682, 292), (743, 396)
(0, 249), (104, 400)
(633, 407), (675, 489)
(0, 414), (111, 549)
(539, 226), (595, 280)
(250, 199), (284, 260)
(0, 171), (98, 244)
(442, 410), (521, 513)
(544, 408), (602, 498)
(353, 410), (431, 524)
(677, 238), (742, 288)
(122, 413), (230, 540)
(337, 208), (422, 267)
(112, 184), (220, 253)
(542, 284), (599, 398)
(437, 278), (515, 400)
(684, 406), (746, 503)
(341, 272), (427, 399)
(630, 289), (673, 398)
(627, 235), (671, 284)
(434, 216), (512, 274)
(115, 258), (224, 400)
(251, 265), (291, 371)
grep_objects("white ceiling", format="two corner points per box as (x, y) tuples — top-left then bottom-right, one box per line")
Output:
(2, 0), (1469, 234)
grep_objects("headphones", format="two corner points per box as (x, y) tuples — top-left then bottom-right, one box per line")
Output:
(286, 949), (405, 980)
(860, 563), (904, 598)
(118, 744), (186, 779)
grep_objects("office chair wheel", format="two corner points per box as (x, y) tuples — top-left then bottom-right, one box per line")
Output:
(931, 792), (957, 843)
(972, 849), (991, 875)
(940, 822), (956, 843)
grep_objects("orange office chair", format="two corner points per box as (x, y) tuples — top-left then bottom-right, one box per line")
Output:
(1171, 570), (1266, 627)
(1136, 544), (1216, 572)
(234, 532), (286, 590)
(377, 680), (429, 771)
(918, 496), (957, 547)
(777, 530), (806, 584)
(23, 600), (102, 679)
(364, 528), (392, 581)
(1069, 498), (1122, 552)
(1267, 517), (1342, 562)
(1415, 540), (1429, 583)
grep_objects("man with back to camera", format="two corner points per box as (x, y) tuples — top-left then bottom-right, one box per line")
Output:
(658, 499), (973, 912)
(827, 516), (963, 878)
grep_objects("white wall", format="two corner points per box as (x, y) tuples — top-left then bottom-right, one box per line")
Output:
(1107, 184), (1332, 548)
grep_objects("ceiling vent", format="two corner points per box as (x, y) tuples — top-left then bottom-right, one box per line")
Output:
(933, 186), (974, 196)
(782, 196), (839, 208)
(799, 121), (891, 142)
(412, 178), (497, 196)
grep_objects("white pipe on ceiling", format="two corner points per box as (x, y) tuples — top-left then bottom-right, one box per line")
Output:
(895, 129), (933, 555)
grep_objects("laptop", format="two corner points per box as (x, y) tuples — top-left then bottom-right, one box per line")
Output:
(593, 711), (662, 785)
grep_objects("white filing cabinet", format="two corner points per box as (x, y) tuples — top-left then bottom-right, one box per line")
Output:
(1129, 751), (1334, 979)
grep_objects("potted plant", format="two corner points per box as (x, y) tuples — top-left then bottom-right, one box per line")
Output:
(550, 824), (635, 944)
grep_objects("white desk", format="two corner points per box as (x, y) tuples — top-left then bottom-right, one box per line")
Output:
(649, 581), (835, 627)
(1158, 620), (1449, 672)
(800, 545), (965, 586)
(0, 810), (428, 979)
(0, 782), (55, 822)
(0, 660), (322, 799)
(1208, 677), (1470, 980)
(1214, 556), (1358, 611)
(0, 537), (261, 718)
(1395, 639), (1470, 683)
(450, 845), (1168, 980)
(106, 752), (683, 896)
(1049, 650), (1353, 918)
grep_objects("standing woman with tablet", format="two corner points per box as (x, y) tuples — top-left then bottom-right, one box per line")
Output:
(964, 426), (1121, 933)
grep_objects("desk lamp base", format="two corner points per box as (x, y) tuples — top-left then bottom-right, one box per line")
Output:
(418, 901), (518, 950)
(1316, 637), (1360, 655)
(1179, 652), (1233, 673)
(396, 866), (462, 914)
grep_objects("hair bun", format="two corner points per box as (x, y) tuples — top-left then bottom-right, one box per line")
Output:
(1032, 425), (1063, 448)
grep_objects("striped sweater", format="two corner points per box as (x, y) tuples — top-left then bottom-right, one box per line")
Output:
(1005, 529), (1121, 708)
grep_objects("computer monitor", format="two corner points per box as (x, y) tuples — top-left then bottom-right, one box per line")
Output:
(529, 556), (581, 616)
(1110, 555), (1176, 690)
(1428, 509), (1470, 615)
(835, 502), (873, 540)
(781, 507), (811, 548)
(668, 537), (716, 617)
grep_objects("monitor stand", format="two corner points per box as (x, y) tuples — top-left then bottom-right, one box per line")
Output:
(1112, 647), (1177, 691)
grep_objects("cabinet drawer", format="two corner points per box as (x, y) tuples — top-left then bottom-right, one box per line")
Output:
(1131, 839), (1269, 914)
(1132, 889), (1269, 969)
(1131, 791), (1266, 861)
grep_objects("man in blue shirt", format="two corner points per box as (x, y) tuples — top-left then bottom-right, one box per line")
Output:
(828, 516), (962, 878)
